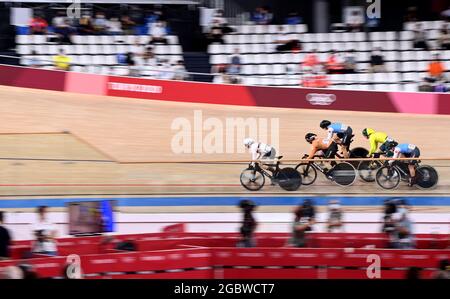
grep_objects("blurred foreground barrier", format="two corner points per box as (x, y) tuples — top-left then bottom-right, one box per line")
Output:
(2, 232), (448, 279)
(1, 245), (449, 279)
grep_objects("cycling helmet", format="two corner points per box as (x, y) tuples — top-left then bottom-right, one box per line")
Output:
(386, 141), (398, 150)
(362, 128), (375, 138)
(243, 138), (255, 147)
(320, 120), (331, 129)
(305, 133), (317, 143)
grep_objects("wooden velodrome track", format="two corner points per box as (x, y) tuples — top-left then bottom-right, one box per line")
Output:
(0, 85), (449, 198)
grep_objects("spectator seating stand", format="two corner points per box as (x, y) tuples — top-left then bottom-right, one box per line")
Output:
(16, 34), (183, 77)
(208, 21), (450, 91)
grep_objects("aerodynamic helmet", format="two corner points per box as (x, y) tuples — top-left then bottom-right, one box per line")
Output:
(305, 133), (317, 143)
(362, 128), (375, 138)
(320, 120), (331, 129)
(243, 138), (255, 147)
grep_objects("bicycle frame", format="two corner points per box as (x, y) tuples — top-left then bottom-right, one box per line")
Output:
(251, 161), (281, 179)
(302, 158), (328, 175)
(387, 161), (416, 181)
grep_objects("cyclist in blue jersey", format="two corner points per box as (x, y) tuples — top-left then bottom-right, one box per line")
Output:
(388, 143), (421, 186)
(319, 120), (353, 158)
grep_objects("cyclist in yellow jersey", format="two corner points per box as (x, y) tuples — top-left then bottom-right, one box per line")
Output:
(362, 128), (396, 157)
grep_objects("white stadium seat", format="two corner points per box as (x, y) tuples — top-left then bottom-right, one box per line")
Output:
(399, 31), (414, 40)
(32, 35), (46, 44)
(16, 35), (31, 44)
(17, 45), (32, 55)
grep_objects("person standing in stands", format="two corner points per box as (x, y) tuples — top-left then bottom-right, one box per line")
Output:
(107, 17), (123, 35)
(93, 12), (108, 34)
(346, 10), (364, 32)
(343, 49), (357, 73)
(78, 15), (95, 35)
(0, 211), (12, 260)
(369, 47), (386, 73)
(31, 206), (58, 256)
(207, 19), (225, 45)
(289, 199), (315, 247)
(273, 25), (301, 52)
(412, 23), (429, 50)
(227, 48), (242, 81)
(428, 53), (446, 81)
(52, 11), (65, 27)
(120, 15), (136, 35)
(438, 25), (450, 50)
(325, 50), (345, 74)
(393, 208), (415, 249)
(252, 6), (273, 25)
(237, 200), (257, 248)
(29, 14), (48, 35)
(327, 200), (343, 232)
(149, 21), (168, 44)
(53, 49), (71, 71)
(381, 199), (397, 248)
(302, 49), (320, 73)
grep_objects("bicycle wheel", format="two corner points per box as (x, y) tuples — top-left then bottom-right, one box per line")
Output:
(349, 147), (369, 168)
(376, 166), (401, 190)
(240, 168), (265, 191)
(350, 147), (369, 158)
(277, 167), (302, 191)
(328, 162), (357, 186)
(357, 160), (382, 182)
(295, 163), (317, 185)
(416, 165), (439, 189)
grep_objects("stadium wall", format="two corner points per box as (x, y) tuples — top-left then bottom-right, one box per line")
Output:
(1, 64), (450, 115)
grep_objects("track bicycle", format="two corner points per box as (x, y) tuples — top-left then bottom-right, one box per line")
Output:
(240, 156), (302, 191)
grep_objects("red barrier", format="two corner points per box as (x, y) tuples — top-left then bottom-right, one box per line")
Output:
(1, 247), (449, 279)
(0, 65), (65, 91)
(105, 74), (444, 114)
(8, 232), (449, 260)
(0, 65), (449, 115)
(4, 232), (448, 279)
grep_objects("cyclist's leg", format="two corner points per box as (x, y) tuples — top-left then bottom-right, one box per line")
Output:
(315, 150), (325, 157)
(340, 127), (352, 158)
(324, 142), (338, 169)
(259, 149), (277, 177)
(408, 148), (420, 179)
(266, 149), (277, 172)
(262, 149), (278, 185)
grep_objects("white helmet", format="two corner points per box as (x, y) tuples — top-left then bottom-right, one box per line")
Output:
(243, 138), (255, 147)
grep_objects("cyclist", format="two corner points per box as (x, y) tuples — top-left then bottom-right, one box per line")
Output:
(304, 133), (338, 178)
(244, 138), (278, 185)
(244, 138), (276, 163)
(320, 120), (353, 158)
(388, 143), (421, 186)
(304, 133), (337, 160)
(362, 128), (396, 157)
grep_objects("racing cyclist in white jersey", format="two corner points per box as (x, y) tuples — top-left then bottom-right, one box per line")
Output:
(244, 138), (278, 184)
